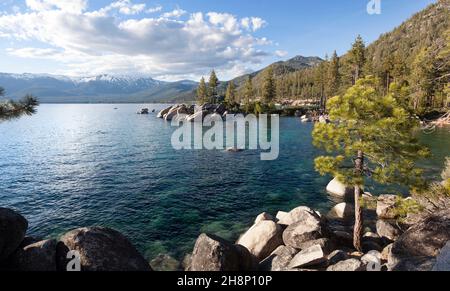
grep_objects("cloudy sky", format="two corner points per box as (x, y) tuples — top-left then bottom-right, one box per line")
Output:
(0, 0), (436, 81)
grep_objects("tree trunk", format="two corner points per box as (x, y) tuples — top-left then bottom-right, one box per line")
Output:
(353, 150), (364, 252)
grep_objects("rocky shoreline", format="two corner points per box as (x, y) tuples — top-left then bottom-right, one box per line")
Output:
(1, 185), (450, 271)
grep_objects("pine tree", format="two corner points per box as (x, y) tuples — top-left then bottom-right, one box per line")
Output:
(208, 70), (219, 101)
(326, 51), (341, 102)
(225, 81), (237, 105)
(349, 35), (366, 84)
(262, 66), (276, 104)
(197, 77), (208, 105)
(411, 49), (435, 112)
(315, 60), (328, 109)
(0, 88), (39, 122)
(313, 76), (429, 251)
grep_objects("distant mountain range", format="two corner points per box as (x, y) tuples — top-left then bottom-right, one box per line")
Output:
(0, 55), (322, 103)
(0, 73), (198, 103)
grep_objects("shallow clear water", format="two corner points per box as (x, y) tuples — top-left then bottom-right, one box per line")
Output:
(0, 104), (448, 260)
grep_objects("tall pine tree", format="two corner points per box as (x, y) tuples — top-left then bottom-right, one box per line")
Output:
(197, 77), (208, 105)
(326, 51), (341, 104)
(262, 66), (276, 104)
(313, 76), (429, 251)
(349, 35), (366, 84)
(208, 70), (219, 102)
(225, 81), (237, 105)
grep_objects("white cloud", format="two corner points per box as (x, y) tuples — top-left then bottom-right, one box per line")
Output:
(275, 50), (288, 57)
(0, 2), (270, 80)
(146, 6), (162, 14)
(241, 17), (266, 32)
(25, 0), (88, 14)
(162, 8), (186, 19)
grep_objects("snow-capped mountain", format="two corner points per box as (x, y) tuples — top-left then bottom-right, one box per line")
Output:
(0, 73), (196, 103)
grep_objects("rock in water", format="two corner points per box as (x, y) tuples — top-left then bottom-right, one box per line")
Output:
(190, 233), (256, 271)
(150, 254), (181, 271)
(327, 203), (355, 220)
(376, 220), (401, 241)
(326, 177), (354, 198)
(376, 195), (398, 219)
(237, 220), (283, 260)
(277, 206), (321, 226)
(288, 245), (327, 269)
(432, 242), (450, 271)
(58, 227), (151, 271)
(0, 208), (28, 262)
(9, 239), (57, 271)
(388, 210), (450, 271)
(157, 106), (173, 118)
(259, 246), (298, 271)
(327, 259), (365, 271)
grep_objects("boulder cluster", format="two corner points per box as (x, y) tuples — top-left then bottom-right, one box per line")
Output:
(157, 104), (229, 122)
(2, 192), (450, 271)
(185, 195), (450, 272)
(0, 208), (151, 271)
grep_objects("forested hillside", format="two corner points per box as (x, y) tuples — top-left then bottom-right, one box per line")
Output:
(207, 0), (449, 114)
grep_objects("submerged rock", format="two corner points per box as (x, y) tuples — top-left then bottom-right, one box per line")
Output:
(58, 227), (151, 272)
(150, 254), (181, 271)
(0, 208), (28, 262)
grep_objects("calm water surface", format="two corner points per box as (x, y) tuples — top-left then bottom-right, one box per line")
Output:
(0, 104), (448, 260)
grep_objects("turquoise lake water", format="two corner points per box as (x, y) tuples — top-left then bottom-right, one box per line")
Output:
(0, 104), (449, 260)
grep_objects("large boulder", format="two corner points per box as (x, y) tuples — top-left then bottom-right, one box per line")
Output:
(254, 212), (274, 224)
(190, 233), (256, 271)
(0, 208), (28, 262)
(326, 178), (354, 198)
(376, 220), (401, 241)
(327, 259), (365, 271)
(150, 254), (181, 271)
(288, 245), (327, 269)
(186, 110), (208, 122)
(237, 221), (283, 260)
(157, 106), (173, 118)
(432, 242), (450, 271)
(282, 212), (328, 249)
(277, 206), (321, 226)
(327, 203), (354, 220)
(58, 227), (151, 271)
(327, 250), (349, 265)
(376, 195), (398, 219)
(259, 246), (298, 271)
(164, 105), (182, 121)
(388, 210), (450, 271)
(9, 239), (57, 271)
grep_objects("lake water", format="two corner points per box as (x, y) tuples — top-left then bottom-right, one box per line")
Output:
(0, 104), (449, 260)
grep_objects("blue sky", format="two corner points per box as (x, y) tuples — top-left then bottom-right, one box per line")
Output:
(0, 0), (437, 81)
